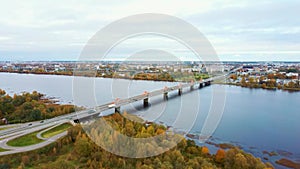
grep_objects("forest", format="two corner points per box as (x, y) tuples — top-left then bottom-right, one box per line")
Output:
(0, 113), (274, 169)
(229, 74), (300, 91)
(0, 89), (75, 124)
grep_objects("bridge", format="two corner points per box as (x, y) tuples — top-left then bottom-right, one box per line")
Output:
(0, 67), (240, 155)
(95, 77), (214, 114)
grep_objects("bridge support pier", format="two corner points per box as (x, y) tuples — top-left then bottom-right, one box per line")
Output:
(115, 106), (121, 113)
(199, 83), (203, 89)
(163, 92), (168, 100)
(190, 85), (194, 91)
(205, 81), (211, 86)
(143, 98), (149, 107)
(178, 88), (182, 95)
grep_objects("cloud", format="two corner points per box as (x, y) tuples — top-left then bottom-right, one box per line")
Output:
(0, 0), (299, 61)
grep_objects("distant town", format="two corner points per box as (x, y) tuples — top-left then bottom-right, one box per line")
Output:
(0, 61), (299, 90)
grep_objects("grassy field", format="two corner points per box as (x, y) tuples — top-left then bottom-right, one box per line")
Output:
(0, 147), (7, 152)
(41, 123), (72, 138)
(7, 131), (44, 147)
(0, 126), (14, 131)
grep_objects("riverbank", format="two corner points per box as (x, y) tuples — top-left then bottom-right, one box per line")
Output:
(0, 89), (76, 125)
(185, 129), (300, 169)
(0, 70), (211, 83)
(213, 81), (300, 92)
(3, 70), (299, 93)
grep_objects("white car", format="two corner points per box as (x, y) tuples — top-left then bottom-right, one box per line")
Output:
(108, 103), (116, 108)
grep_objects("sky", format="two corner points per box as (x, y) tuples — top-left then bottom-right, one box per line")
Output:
(0, 0), (300, 61)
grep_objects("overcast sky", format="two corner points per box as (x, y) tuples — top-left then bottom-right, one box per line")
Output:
(0, 0), (299, 61)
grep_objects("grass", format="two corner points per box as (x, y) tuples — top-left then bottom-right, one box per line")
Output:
(7, 131), (43, 147)
(0, 147), (7, 152)
(41, 123), (72, 138)
(0, 126), (14, 131)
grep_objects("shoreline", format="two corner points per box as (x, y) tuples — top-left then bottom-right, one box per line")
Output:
(0, 70), (174, 82)
(2, 70), (299, 92)
(150, 117), (300, 169)
(213, 82), (300, 92)
(185, 132), (300, 169)
(0, 70), (212, 83)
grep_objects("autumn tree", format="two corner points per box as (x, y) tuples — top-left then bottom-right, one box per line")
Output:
(0, 89), (75, 123)
(233, 153), (249, 169)
(0, 110), (274, 169)
(201, 146), (210, 155)
(241, 77), (246, 87)
(215, 149), (226, 163)
(267, 73), (274, 79)
(21, 155), (30, 165)
(288, 81), (295, 88)
(0, 89), (6, 96)
(259, 76), (265, 82)
(249, 77), (255, 84)
(230, 74), (237, 80)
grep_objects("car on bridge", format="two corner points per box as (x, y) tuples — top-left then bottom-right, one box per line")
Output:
(143, 91), (149, 96)
(108, 103), (116, 108)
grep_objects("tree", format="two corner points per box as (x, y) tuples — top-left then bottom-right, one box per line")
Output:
(201, 146), (210, 155)
(233, 153), (249, 169)
(249, 77), (255, 84)
(267, 73), (274, 79)
(288, 81), (295, 88)
(125, 121), (136, 136)
(277, 84), (282, 89)
(29, 109), (42, 120)
(17, 163), (24, 169)
(52, 147), (57, 155)
(268, 79), (276, 88)
(259, 76), (265, 82)
(241, 77), (246, 87)
(74, 137), (92, 157)
(215, 149), (226, 163)
(230, 74), (237, 80)
(21, 155), (30, 165)
(0, 89), (6, 96)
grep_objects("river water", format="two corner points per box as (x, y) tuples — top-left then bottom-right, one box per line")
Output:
(0, 72), (299, 168)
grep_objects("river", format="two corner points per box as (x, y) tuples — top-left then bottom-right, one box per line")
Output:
(0, 72), (299, 168)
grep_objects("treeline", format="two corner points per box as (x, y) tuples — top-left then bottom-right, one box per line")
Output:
(0, 89), (75, 124)
(171, 72), (210, 82)
(133, 72), (210, 82)
(1, 70), (210, 83)
(133, 72), (175, 81)
(0, 113), (273, 169)
(230, 74), (300, 91)
(0, 70), (73, 76)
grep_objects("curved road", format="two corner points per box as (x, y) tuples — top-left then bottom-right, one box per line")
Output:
(0, 119), (70, 156)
